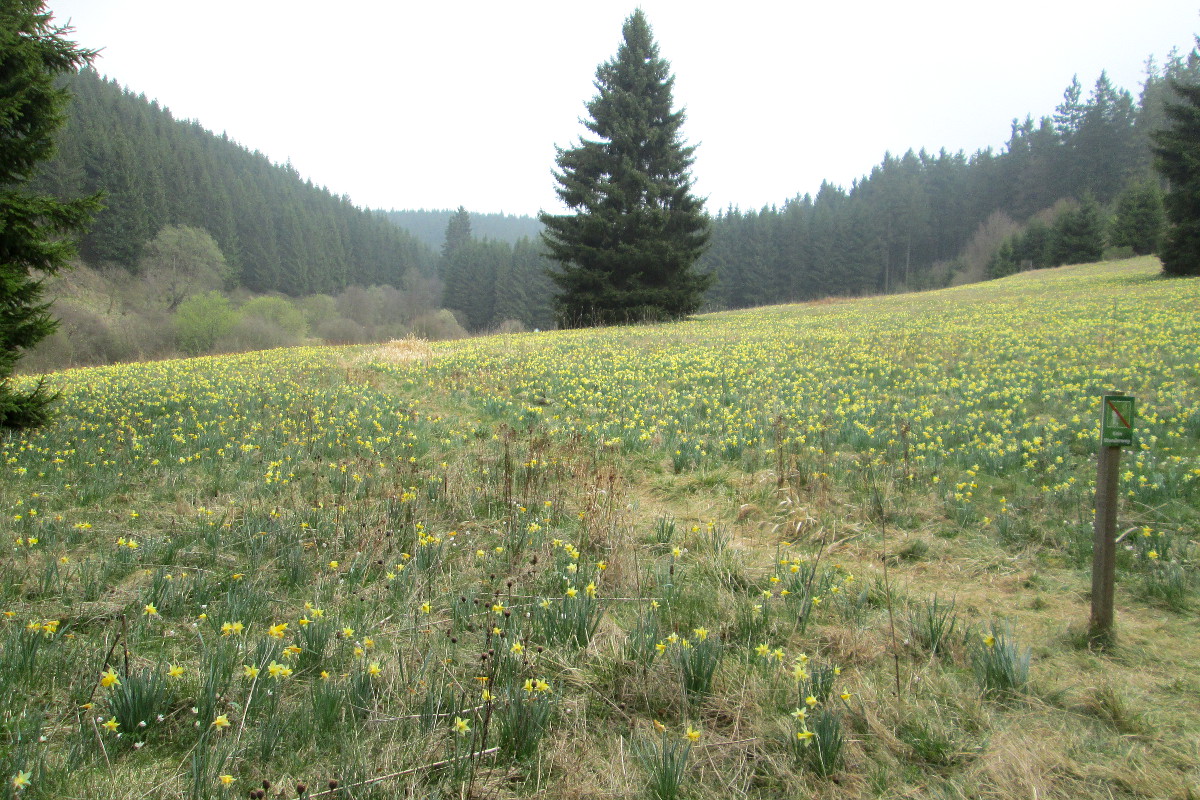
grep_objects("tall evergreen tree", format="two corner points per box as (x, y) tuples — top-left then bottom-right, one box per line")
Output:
(1152, 67), (1200, 276)
(1, 2), (100, 429)
(540, 10), (710, 327)
(1109, 180), (1165, 255)
(1049, 195), (1105, 265)
(441, 206), (472, 261)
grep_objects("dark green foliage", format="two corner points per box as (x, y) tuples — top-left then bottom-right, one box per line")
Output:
(987, 239), (1019, 279)
(442, 238), (500, 331)
(1055, 73), (1139, 202)
(1018, 218), (1054, 268)
(1, 1), (100, 429)
(441, 206), (473, 260)
(1109, 181), (1165, 255)
(437, 207), (555, 332)
(441, 234), (555, 333)
(1153, 73), (1200, 276)
(1049, 195), (1105, 265)
(540, 11), (711, 327)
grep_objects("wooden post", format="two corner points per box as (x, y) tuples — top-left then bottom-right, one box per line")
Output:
(1089, 444), (1121, 646)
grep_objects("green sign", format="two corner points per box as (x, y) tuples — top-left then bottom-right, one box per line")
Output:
(1100, 395), (1136, 447)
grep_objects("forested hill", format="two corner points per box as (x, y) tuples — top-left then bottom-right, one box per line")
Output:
(32, 68), (435, 295)
(699, 57), (1195, 308)
(383, 209), (543, 249)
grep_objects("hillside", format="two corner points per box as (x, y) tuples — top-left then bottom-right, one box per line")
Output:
(383, 209), (544, 250)
(33, 69), (435, 294)
(33, 49), (1194, 335)
(2, 258), (1197, 799)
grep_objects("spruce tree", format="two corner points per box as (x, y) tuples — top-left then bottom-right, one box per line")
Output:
(1049, 195), (1105, 266)
(1, 1), (101, 429)
(441, 206), (473, 261)
(540, 10), (710, 327)
(1109, 181), (1165, 256)
(1152, 74), (1200, 276)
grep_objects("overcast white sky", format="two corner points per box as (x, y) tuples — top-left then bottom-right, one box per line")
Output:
(43, 0), (1200, 217)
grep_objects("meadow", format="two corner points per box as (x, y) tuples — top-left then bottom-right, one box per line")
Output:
(1, 256), (1197, 799)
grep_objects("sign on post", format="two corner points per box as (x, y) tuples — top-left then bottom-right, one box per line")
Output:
(1100, 395), (1136, 447)
(1090, 393), (1136, 646)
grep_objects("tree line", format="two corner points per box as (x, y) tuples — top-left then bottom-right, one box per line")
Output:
(699, 55), (1198, 309)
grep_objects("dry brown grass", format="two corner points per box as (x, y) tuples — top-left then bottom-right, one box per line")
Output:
(371, 336), (435, 365)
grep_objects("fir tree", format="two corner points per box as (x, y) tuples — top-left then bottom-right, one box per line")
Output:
(1109, 181), (1165, 256)
(441, 206), (472, 261)
(1152, 71), (1200, 276)
(1, 1), (101, 429)
(540, 10), (710, 327)
(1049, 195), (1105, 266)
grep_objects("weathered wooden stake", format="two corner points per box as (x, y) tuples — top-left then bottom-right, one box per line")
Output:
(1089, 444), (1121, 646)
(1089, 394), (1135, 646)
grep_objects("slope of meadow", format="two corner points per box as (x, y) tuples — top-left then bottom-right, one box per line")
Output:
(1, 257), (1197, 799)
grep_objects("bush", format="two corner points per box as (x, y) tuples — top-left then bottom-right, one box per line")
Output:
(237, 296), (308, 339)
(174, 292), (236, 356)
(492, 319), (527, 334)
(314, 316), (368, 345)
(409, 309), (467, 341)
(957, 212), (1020, 284)
(335, 285), (380, 327)
(26, 301), (112, 368)
(299, 294), (338, 330)
(217, 316), (297, 352)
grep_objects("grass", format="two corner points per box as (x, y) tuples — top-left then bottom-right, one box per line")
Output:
(0, 256), (1198, 799)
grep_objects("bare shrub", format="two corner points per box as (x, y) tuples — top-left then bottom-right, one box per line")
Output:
(409, 309), (467, 341)
(955, 212), (1021, 285)
(492, 319), (528, 334)
(216, 315), (298, 352)
(336, 285), (380, 327)
(315, 316), (368, 345)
